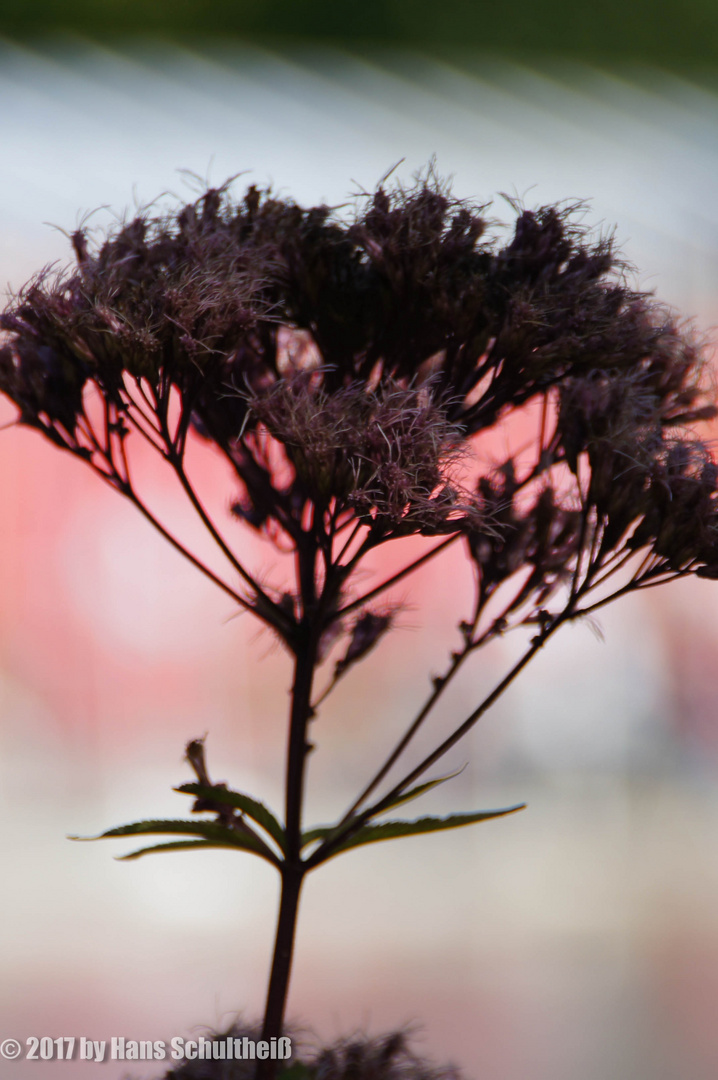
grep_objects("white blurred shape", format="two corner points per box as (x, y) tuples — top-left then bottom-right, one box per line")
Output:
(510, 599), (672, 771)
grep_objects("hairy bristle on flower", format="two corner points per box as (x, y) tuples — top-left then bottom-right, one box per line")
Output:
(1, 169), (716, 619)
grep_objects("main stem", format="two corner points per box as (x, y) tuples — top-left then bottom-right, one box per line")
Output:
(260, 863), (304, 1054)
(259, 542), (320, 1079)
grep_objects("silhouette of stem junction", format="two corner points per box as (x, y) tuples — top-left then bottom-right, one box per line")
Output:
(3, 169), (718, 1080)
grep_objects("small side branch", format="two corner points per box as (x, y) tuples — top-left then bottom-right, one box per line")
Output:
(166, 447), (294, 640)
(305, 613), (568, 870)
(337, 534), (461, 619)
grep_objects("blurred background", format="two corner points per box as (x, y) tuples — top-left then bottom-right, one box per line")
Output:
(3, 4), (718, 1079)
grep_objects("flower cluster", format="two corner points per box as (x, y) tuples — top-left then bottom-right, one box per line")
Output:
(243, 373), (473, 534)
(0, 172), (716, 640)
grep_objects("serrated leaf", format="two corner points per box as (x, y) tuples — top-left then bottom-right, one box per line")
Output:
(311, 804), (526, 862)
(70, 818), (280, 866)
(301, 770), (466, 849)
(175, 783), (287, 854)
(367, 767), (465, 818)
(117, 840), (223, 861)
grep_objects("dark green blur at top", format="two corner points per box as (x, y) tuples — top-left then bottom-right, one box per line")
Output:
(0, 0), (715, 70)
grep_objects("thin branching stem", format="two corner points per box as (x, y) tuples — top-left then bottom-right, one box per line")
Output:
(119, 484), (256, 614)
(577, 565), (693, 618)
(124, 399), (167, 452)
(337, 533), (461, 619)
(339, 609), (481, 819)
(338, 564), (543, 821)
(165, 441), (289, 633)
(587, 543), (642, 591)
(333, 518), (365, 566)
(305, 611), (571, 870)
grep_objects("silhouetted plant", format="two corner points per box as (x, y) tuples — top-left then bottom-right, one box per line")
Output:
(2, 169), (717, 1080)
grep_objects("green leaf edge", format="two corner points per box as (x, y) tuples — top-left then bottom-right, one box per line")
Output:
(368, 767), (466, 817)
(69, 818), (280, 867)
(117, 840), (237, 861)
(306, 804), (526, 861)
(175, 783), (287, 854)
(300, 769), (465, 850)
